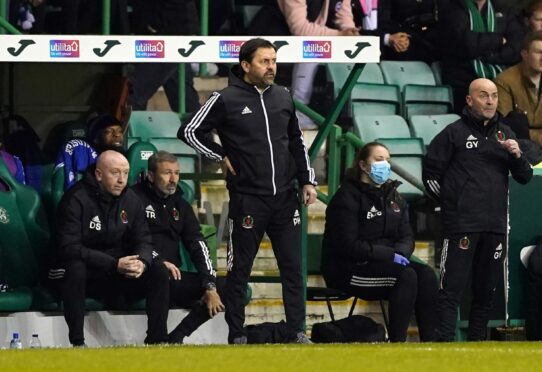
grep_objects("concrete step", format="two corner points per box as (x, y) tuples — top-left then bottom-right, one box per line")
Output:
(194, 76), (228, 104)
(216, 240), (436, 273)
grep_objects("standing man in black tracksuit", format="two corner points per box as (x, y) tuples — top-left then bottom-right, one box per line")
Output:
(53, 151), (170, 346)
(179, 38), (318, 344)
(131, 151), (225, 344)
(423, 78), (533, 341)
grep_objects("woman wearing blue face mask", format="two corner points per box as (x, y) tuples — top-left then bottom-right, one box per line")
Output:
(322, 142), (438, 342)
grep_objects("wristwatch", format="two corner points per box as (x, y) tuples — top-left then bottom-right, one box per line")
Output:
(205, 282), (217, 291)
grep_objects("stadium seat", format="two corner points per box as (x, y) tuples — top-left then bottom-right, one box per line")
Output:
(403, 85), (454, 119)
(351, 83), (401, 115)
(43, 120), (88, 161)
(126, 141), (158, 185)
(128, 111), (183, 139)
(431, 61), (443, 85)
(380, 61), (436, 91)
(179, 224), (217, 273)
(0, 159), (50, 311)
(326, 63), (384, 98)
(127, 111), (197, 191)
(352, 113), (411, 143)
(376, 138), (425, 201)
(409, 114), (460, 146)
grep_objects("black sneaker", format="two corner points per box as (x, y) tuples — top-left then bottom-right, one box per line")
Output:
(168, 329), (185, 345)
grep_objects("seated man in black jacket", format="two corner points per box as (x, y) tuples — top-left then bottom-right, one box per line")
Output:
(131, 151), (225, 344)
(54, 150), (170, 346)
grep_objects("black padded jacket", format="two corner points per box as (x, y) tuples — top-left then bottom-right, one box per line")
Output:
(131, 179), (216, 289)
(423, 108), (533, 235)
(323, 177), (413, 288)
(179, 68), (315, 196)
(56, 167), (154, 273)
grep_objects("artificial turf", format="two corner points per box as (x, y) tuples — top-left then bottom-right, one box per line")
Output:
(1, 342), (541, 371)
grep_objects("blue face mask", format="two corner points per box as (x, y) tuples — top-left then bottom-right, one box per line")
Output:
(368, 160), (391, 185)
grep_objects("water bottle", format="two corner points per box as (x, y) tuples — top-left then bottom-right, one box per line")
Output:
(9, 333), (23, 349)
(29, 334), (42, 349)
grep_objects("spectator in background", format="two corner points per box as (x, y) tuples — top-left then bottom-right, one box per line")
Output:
(53, 151), (170, 346)
(276, 0), (360, 129)
(524, 0), (542, 32)
(0, 147), (25, 190)
(495, 31), (542, 146)
(54, 114), (125, 191)
(380, 0), (440, 62)
(86, 114), (126, 154)
(273, 0), (413, 129)
(323, 142), (438, 342)
(438, 0), (523, 113)
(131, 151), (225, 344)
(59, 0), (129, 34)
(129, 0), (201, 114)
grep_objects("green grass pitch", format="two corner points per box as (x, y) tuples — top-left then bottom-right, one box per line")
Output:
(1, 342), (541, 371)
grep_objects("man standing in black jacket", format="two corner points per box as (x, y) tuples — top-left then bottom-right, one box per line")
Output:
(438, 0), (523, 113)
(55, 150), (170, 346)
(131, 151), (225, 344)
(423, 78), (533, 341)
(179, 38), (317, 344)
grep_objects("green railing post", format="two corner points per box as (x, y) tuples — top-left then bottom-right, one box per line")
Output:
(198, 0), (209, 76)
(327, 125), (343, 196)
(179, 63), (187, 116)
(345, 142), (356, 173)
(0, 0), (21, 36)
(0, 0), (6, 34)
(102, 0), (111, 35)
(308, 63), (365, 161)
(0, 16), (20, 35)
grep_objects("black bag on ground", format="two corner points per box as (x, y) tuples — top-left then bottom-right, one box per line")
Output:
(245, 321), (293, 344)
(311, 315), (386, 343)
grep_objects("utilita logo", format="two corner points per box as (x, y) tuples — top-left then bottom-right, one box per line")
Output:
(135, 40), (165, 58)
(302, 41), (332, 59)
(219, 40), (244, 59)
(50, 40), (80, 58)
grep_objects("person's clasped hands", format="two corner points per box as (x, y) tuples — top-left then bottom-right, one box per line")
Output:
(117, 255), (146, 278)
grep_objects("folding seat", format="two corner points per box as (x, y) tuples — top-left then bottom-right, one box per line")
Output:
(380, 61), (436, 91)
(403, 85), (453, 119)
(409, 114), (460, 147)
(351, 83), (401, 115)
(0, 160), (49, 311)
(352, 113), (411, 142)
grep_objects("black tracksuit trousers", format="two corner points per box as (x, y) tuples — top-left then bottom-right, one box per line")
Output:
(338, 260), (438, 342)
(62, 259), (170, 345)
(225, 190), (304, 343)
(437, 233), (505, 341)
(168, 273), (226, 338)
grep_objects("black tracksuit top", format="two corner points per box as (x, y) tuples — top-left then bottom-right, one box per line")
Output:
(56, 168), (154, 273)
(423, 108), (533, 235)
(131, 180), (216, 289)
(179, 68), (315, 196)
(323, 178), (414, 287)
